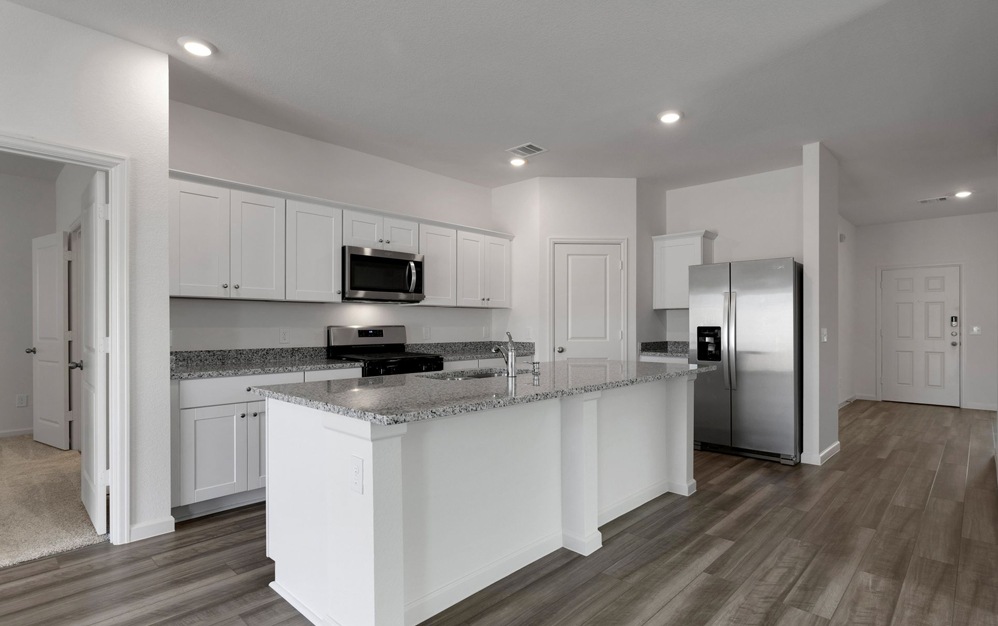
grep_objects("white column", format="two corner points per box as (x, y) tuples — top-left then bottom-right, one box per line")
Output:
(666, 375), (697, 495)
(560, 391), (602, 555)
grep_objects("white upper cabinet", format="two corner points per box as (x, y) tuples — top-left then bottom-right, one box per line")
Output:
(456, 231), (511, 308)
(652, 230), (717, 309)
(230, 190), (286, 300)
(419, 224), (457, 307)
(343, 210), (418, 254)
(170, 180), (285, 300)
(286, 200), (342, 302)
(170, 180), (230, 298)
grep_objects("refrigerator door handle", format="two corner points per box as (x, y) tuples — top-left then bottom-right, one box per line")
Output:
(729, 291), (737, 390)
(721, 291), (731, 390)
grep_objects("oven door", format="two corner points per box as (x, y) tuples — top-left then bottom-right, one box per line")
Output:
(343, 246), (425, 302)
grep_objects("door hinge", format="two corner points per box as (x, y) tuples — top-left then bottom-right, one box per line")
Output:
(620, 330), (624, 340)
(103, 468), (111, 488)
(97, 203), (110, 221)
(101, 337), (111, 353)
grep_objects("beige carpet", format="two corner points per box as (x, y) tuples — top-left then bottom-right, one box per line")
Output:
(0, 435), (107, 568)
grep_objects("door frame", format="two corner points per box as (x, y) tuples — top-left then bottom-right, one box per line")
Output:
(0, 132), (131, 544)
(548, 238), (629, 361)
(875, 262), (963, 406)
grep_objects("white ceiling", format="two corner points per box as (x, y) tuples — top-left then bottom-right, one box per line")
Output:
(0, 151), (64, 182)
(10, 0), (998, 225)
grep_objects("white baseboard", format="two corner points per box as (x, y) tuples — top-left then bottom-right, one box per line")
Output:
(838, 396), (856, 409)
(669, 479), (697, 497)
(0, 428), (32, 438)
(171, 488), (266, 522)
(128, 516), (176, 543)
(563, 530), (602, 556)
(801, 441), (841, 466)
(855, 394), (879, 402)
(404, 532), (562, 626)
(270, 582), (326, 625)
(598, 478), (672, 526)
(962, 402), (998, 411)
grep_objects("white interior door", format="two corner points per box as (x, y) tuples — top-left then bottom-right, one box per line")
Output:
(31, 232), (69, 449)
(881, 265), (960, 407)
(80, 172), (108, 534)
(553, 243), (625, 361)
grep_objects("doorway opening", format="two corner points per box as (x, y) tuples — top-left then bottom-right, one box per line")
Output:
(0, 132), (131, 564)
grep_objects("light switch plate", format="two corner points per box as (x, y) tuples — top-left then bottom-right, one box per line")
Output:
(970, 326), (982, 335)
(350, 456), (364, 494)
(16, 394), (28, 408)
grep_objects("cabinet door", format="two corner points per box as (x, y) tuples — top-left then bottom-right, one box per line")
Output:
(418, 224), (457, 306)
(661, 239), (699, 309)
(456, 231), (486, 307)
(484, 236), (512, 308)
(286, 200), (342, 302)
(303, 368), (363, 382)
(180, 403), (247, 505)
(169, 180), (230, 298)
(342, 210), (383, 248)
(246, 400), (267, 491)
(383, 217), (419, 254)
(230, 190), (286, 300)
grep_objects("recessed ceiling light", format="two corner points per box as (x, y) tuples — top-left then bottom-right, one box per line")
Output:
(178, 36), (216, 57)
(659, 111), (682, 124)
(954, 190), (972, 199)
(509, 157), (526, 167)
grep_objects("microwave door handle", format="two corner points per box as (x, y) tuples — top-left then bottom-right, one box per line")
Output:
(408, 261), (417, 293)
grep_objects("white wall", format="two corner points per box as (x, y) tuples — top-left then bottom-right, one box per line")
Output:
(635, 179), (669, 344)
(853, 212), (998, 410)
(802, 143), (840, 464)
(0, 1), (172, 538)
(170, 300), (493, 350)
(170, 102), (493, 229)
(55, 164), (97, 232)
(0, 172), (56, 437)
(838, 216), (857, 405)
(491, 177), (638, 360)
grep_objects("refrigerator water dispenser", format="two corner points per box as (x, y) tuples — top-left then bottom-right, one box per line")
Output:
(697, 327), (722, 361)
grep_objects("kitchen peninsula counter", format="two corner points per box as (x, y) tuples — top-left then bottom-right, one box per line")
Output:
(260, 361), (708, 626)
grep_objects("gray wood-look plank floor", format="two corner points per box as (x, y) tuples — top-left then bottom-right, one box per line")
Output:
(0, 400), (994, 625)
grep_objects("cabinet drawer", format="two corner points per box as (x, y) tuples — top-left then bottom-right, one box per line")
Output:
(178, 372), (304, 409)
(303, 368), (363, 382)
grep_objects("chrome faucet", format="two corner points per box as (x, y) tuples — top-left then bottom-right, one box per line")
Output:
(492, 331), (517, 377)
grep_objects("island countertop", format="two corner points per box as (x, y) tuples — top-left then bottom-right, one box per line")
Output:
(253, 360), (714, 426)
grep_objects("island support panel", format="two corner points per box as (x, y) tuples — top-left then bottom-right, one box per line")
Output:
(266, 374), (697, 626)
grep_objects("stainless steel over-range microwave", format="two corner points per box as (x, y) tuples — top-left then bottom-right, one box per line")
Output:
(342, 246), (425, 303)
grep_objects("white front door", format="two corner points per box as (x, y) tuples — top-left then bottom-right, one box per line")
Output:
(553, 243), (625, 361)
(31, 232), (69, 449)
(80, 172), (108, 534)
(881, 265), (960, 407)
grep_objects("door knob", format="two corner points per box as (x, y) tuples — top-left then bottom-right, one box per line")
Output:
(25, 347), (36, 354)
(951, 341), (959, 347)
(68, 360), (83, 370)
(556, 347), (565, 353)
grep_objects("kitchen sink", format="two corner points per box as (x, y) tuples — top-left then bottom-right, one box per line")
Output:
(421, 368), (530, 381)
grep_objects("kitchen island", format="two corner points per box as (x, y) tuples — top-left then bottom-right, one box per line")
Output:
(254, 360), (710, 626)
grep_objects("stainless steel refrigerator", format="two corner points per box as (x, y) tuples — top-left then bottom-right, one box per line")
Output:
(688, 258), (802, 464)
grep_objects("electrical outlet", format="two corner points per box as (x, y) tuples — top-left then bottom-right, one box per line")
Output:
(350, 456), (364, 494)
(422, 327), (431, 341)
(482, 326), (489, 339)
(16, 394), (28, 408)
(526, 327), (533, 340)
(279, 328), (290, 344)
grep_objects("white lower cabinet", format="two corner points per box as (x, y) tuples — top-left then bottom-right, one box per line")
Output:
(246, 400), (267, 491)
(179, 402), (249, 505)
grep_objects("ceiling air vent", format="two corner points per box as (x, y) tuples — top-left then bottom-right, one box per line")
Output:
(506, 143), (547, 158)
(918, 196), (949, 205)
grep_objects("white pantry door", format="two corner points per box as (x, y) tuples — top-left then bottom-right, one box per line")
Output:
(552, 243), (625, 362)
(31, 232), (69, 449)
(80, 172), (108, 534)
(881, 265), (960, 407)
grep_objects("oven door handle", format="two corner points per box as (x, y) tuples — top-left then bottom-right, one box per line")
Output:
(407, 261), (417, 293)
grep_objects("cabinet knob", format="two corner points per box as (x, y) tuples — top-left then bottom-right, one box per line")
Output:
(385, 240), (391, 244)
(252, 412), (259, 417)
(378, 238), (384, 243)
(486, 298), (491, 302)
(246, 387), (252, 392)
(240, 413), (246, 419)
(336, 290), (342, 295)
(234, 284), (240, 289)
(222, 283), (229, 289)
(556, 346), (565, 353)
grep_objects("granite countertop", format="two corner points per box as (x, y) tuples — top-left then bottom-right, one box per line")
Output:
(170, 343), (536, 380)
(252, 360), (714, 426)
(639, 341), (689, 359)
